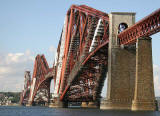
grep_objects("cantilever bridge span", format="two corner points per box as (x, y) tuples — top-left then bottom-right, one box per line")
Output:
(21, 55), (53, 106)
(20, 5), (160, 111)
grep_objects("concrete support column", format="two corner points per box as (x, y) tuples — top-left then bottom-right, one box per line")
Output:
(26, 101), (33, 106)
(49, 97), (68, 108)
(100, 45), (136, 110)
(88, 102), (99, 108)
(45, 102), (49, 106)
(81, 102), (88, 108)
(132, 37), (156, 111)
(100, 12), (136, 110)
(26, 104), (32, 107)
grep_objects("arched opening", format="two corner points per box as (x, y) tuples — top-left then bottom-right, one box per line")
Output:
(117, 23), (128, 45)
(118, 23), (128, 33)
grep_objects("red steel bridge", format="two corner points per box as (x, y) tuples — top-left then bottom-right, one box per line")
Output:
(20, 55), (53, 106)
(20, 5), (160, 110)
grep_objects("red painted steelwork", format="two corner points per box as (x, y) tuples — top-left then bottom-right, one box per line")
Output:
(25, 5), (160, 103)
(118, 8), (160, 45)
(82, 40), (109, 65)
(59, 6), (160, 102)
(70, 5), (109, 20)
(57, 5), (109, 97)
(58, 5), (109, 101)
(28, 55), (54, 105)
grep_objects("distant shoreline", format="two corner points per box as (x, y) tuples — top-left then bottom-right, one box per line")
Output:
(0, 103), (20, 106)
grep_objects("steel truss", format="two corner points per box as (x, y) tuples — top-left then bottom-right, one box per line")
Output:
(118, 8), (160, 45)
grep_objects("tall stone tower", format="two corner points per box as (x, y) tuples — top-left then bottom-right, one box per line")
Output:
(132, 37), (156, 111)
(100, 12), (156, 111)
(101, 12), (137, 110)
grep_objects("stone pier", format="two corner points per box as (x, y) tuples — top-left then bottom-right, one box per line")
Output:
(88, 102), (99, 108)
(26, 104), (32, 107)
(81, 102), (88, 108)
(131, 37), (156, 111)
(101, 36), (156, 111)
(100, 12), (136, 110)
(100, 45), (136, 110)
(26, 101), (32, 106)
(49, 97), (68, 108)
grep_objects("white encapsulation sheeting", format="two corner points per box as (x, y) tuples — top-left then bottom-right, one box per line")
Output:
(53, 16), (67, 98)
(29, 78), (36, 102)
(89, 19), (103, 52)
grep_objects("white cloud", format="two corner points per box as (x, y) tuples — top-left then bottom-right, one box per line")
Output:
(49, 45), (56, 53)
(0, 46), (57, 92)
(0, 67), (12, 76)
(0, 50), (35, 92)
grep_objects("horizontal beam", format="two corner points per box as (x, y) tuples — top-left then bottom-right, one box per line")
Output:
(70, 5), (109, 20)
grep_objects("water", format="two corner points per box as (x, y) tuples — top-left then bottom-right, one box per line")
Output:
(0, 106), (160, 116)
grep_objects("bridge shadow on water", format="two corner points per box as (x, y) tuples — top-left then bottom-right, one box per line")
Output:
(0, 106), (160, 116)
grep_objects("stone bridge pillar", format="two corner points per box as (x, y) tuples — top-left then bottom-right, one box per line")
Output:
(100, 12), (136, 110)
(49, 97), (68, 108)
(88, 102), (99, 108)
(132, 37), (156, 111)
(81, 102), (88, 108)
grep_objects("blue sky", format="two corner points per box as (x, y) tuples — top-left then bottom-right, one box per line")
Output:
(0, 0), (160, 96)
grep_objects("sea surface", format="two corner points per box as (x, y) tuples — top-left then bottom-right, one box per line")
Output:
(0, 106), (160, 116)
